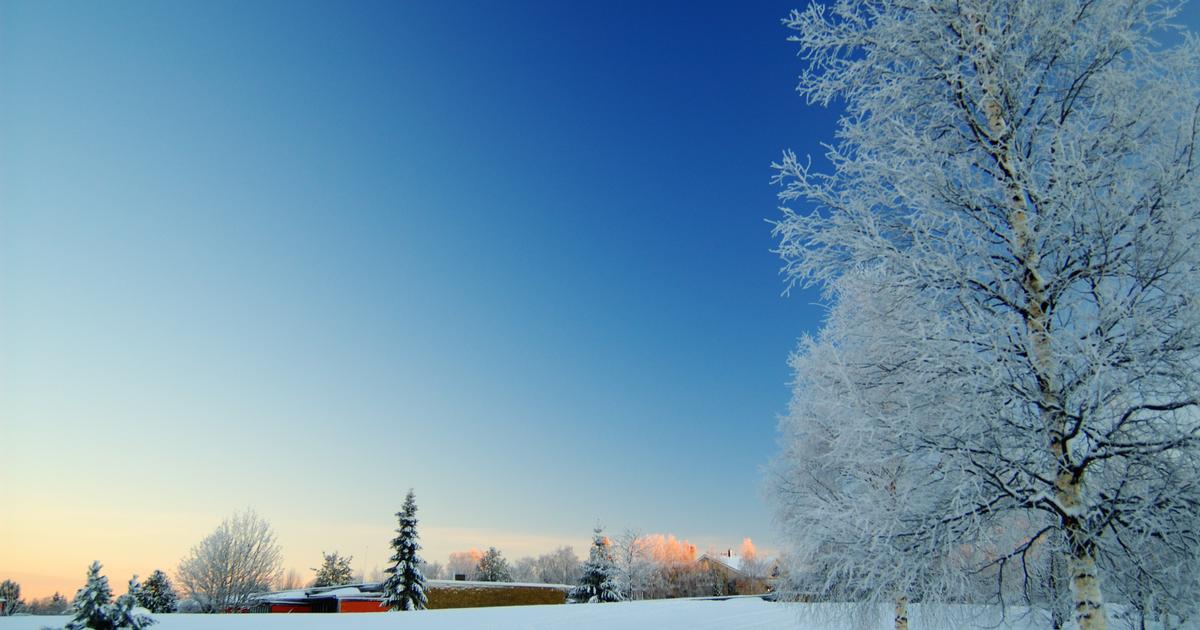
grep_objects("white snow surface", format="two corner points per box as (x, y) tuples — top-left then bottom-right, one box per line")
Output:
(0, 598), (1053, 629)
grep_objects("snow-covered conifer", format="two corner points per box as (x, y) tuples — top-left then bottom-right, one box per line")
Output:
(68, 562), (114, 629)
(109, 578), (156, 630)
(311, 551), (355, 587)
(570, 528), (622, 603)
(136, 570), (177, 614)
(381, 489), (428, 611)
(66, 563), (155, 629)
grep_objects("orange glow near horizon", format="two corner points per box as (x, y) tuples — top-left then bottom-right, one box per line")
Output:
(740, 537), (757, 560)
(639, 533), (698, 566)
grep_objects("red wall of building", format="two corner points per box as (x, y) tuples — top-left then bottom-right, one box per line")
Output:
(338, 599), (388, 613)
(269, 604), (313, 613)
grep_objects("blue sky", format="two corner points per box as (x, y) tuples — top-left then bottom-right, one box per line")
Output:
(0, 0), (839, 594)
(7, 0), (1197, 598)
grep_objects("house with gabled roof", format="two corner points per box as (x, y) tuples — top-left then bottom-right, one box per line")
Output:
(695, 550), (773, 596)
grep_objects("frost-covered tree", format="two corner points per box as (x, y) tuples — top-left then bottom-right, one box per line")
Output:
(417, 561), (443, 581)
(66, 563), (155, 629)
(770, 1), (1200, 629)
(176, 510), (282, 612)
(277, 568), (304, 591)
(0, 579), (25, 616)
(475, 547), (513, 582)
(612, 530), (655, 600)
(381, 489), (428, 611)
(738, 539), (766, 579)
(311, 551), (355, 587)
(510, 548), (581, 585)
(446, 549), (482, 580)
(136, 570), (177, 614)
(535, 546), (582, 586)
(570, 528), (622, 603)
(510, 556), (533, 582)
(771, 271), (1003, 627)
(27, 591), (71, 615)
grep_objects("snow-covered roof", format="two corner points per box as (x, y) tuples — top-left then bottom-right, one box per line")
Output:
(321, 587), (369, 598)
(255, 580), (571, 603)
(698, 554), (779, 579)
(427, 579), (572, 591)
(706, 554), (745, 573)
(262, 589), (308, 600)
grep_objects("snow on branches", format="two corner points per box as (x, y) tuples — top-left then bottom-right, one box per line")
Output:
(770, 2), (1200, 629)
(381, 489), (428, 611)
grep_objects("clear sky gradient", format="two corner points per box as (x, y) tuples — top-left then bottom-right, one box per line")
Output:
(6, 0), (1196, 600)
(0, 0), (835, 598)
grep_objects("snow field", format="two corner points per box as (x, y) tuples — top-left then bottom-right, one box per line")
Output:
(0, 598), (1054, 630)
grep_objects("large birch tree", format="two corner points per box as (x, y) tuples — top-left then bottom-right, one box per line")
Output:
(770, 1), (1200, 628)
(176, 510), (282, 613)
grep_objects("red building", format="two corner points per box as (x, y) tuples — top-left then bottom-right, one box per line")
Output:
(254, 580), (571, 613)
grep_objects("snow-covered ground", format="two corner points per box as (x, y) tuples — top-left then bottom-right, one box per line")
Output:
(0, 597), (1056, 629)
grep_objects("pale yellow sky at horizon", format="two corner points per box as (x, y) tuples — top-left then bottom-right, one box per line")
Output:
(1, 507), (767, 600)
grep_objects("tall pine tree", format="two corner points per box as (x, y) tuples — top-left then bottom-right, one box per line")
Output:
(381, 489), (428, 611)
(569, 528), (622, 603)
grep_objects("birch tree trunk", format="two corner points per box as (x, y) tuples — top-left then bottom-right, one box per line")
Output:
(968, 8), (1106, 628)
(894, 595), (909, 630)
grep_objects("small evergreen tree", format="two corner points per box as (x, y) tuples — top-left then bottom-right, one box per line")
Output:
(66, 563), (155, 630)
(109, 578), (155, 630)
(0, 579), (25, 616)
(51, 592), (71, 614)
(136, 571), (177, 614)
(475, 548), (512, 582)
(570, 528), (622, 603)
(381, 489), (428, 611)
(311, 551), (355, 587)
(68, 562), (113, 628)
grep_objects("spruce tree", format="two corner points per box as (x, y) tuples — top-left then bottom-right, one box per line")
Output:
(569, 528), (622, 603)
(68, 562), (113, 629)
(109, 578), (155, 630)
(381, 489), (428, 611)
(66, 563), (155, 630)
(475, 548), (512, 582)
(136, 570), (177, 613)
(311, 551), (355, 587)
